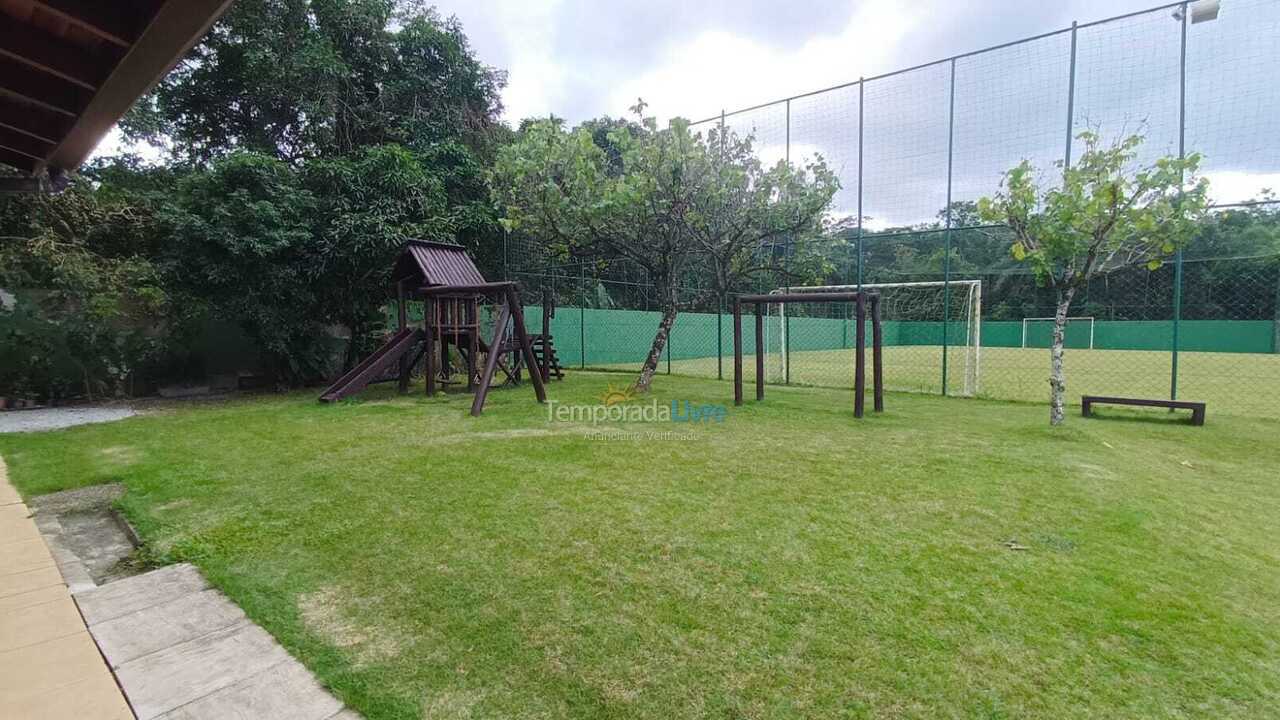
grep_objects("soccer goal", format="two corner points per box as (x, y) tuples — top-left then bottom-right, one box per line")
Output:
(1020, 316), (1095, 349)
(766, 280), (982, 396)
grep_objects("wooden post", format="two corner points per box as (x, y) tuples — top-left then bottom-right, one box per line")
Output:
(733, 299), (743, 406)
(466, 299), (479, 392)
(471, 301), (512, 416)
(854, 292), (866, 418)
(396, 279), (407, 330)
(871, 294), (884, 413)
(541, 288), (553, 382)
(397, 279), (410, 394)
(755, 302), (765, 402)
(506, 286), (547, 403)
(455, 295), (465, 381)
(440, 299), (452, 381)
(424, 296), (436, 396)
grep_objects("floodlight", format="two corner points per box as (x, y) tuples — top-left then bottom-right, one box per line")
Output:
(1173, 0), (1221, 23)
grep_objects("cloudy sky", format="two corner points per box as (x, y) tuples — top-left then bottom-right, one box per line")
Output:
(432, 0), (1160, 125)
(422, 0), (1280, 223)
(95, 0), (1279, 224)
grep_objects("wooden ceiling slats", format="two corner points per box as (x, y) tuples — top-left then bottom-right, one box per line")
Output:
(27, 0), (145, 48)
(0, 145), (35, 172)
(0, 125), (55, 159)
(0, 53), (88, 115)
(0, 21), (104, 89)
(0, 0), (232, 178)
(0, 92), (72, 143)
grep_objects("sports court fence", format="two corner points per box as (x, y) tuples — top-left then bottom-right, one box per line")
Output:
(500, 0), (1280, 419)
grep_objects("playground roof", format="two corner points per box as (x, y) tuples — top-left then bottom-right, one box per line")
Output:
(393, 240), (487, 288)
(0, 0), (233, 183)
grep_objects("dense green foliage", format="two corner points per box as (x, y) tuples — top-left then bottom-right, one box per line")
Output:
(3, 373), (1278, 718)
(0, 177), (170, 400)
(0, 0), (507, 399)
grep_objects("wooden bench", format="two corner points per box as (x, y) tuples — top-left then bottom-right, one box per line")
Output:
(1081, 395), (1206, 425)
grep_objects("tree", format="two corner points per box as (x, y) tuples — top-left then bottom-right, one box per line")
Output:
(112, 0), (514, 378)
(162, 153), (327, 384)
(491, 105), (837, 393)
(123, 0), (506, 164)
(303, 145), (451, 366)
(978, 132), (1209, 425)
(689, 125), (838, 315)
(0, 179), (170, 400)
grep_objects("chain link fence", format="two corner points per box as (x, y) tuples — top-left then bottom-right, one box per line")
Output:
(503, 0), (1280, 419)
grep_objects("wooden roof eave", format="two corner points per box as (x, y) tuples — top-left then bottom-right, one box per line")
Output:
(39, 0), (236, 176)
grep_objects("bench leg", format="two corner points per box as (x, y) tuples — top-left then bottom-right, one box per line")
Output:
(1192, 407), (1205, 426)
(1081, 400), (1092, 418)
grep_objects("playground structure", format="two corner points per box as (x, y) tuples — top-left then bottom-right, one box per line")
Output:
(735, 291), (885, 418)
(320, 240), (559, 415)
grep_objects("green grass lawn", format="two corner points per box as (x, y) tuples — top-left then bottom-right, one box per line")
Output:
(3, 372), (1279, 719)
(634, 345), (1280, 419)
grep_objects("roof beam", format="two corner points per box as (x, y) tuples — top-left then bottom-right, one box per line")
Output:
(0, 127), (55, 162)
(29, 0), (147, 48)
(46, 0), (235, 173)
(0, 21), (107, 90)
(0, 55), (89, 116)
(0, 147), (36, 173)
(0, 94), (73, 144)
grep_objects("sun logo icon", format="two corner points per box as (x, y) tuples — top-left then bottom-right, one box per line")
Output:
(599, 384), (635, 407)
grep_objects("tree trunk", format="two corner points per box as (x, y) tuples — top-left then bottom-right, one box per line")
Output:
(1048, 286), (1077, 426)
(634, 295), (678, 394)
(344, 309), (366, 372)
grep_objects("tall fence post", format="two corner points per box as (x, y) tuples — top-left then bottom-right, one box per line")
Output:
(718, 109), (727, 380)
(941, 59), (956, 396)
(1171, 2), (1188, 401)
(784, 98), (792, 385)
(579, 263), (586, 369)
(855, 78), (865, 359)
(717, 297), (724, 379)
(856, 78), (865, 291)
(1064, 21), (1078, 170)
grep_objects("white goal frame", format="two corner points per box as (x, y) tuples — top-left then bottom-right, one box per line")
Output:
(768, 280), (983, 396)
(1020, 316), (1095, 349)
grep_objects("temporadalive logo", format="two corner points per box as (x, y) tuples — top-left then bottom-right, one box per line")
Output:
(547, 385), (727, 425)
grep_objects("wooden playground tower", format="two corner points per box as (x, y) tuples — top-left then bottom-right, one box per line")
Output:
(320, 240), (559, 415)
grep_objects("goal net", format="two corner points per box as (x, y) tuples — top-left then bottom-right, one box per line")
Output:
(765, 280), (982, 396)
(1021, 316), (1095, 349)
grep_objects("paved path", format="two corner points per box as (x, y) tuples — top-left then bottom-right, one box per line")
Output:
(3, 453), (361, 720)
(78, 564), (358, 720)
(0, 455), (134, 719)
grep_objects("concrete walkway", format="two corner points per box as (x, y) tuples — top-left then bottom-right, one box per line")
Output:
(3, 453), (360, 720)
(0, 455), (134, 719)
(78, 564), (357, 720)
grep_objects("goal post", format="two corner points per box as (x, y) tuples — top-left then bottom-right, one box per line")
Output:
(1020, 316), (1095, 349)
(768, 280), (982, 396)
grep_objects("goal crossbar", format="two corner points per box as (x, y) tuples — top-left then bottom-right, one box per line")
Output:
(769, 280), (982, 396)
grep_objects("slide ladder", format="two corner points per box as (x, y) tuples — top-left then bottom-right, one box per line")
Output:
(319, 328), (423, 402)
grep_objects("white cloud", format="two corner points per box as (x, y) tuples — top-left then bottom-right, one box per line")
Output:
(1203, 170), (1280, 206)
(480, 0), (569, 122)
(607, 1), (924, 125)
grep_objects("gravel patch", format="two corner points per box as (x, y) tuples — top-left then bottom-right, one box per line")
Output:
(30, 483), (127, 514)
(0, 406), (136, 433)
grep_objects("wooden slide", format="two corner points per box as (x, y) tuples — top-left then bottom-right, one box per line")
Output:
(319, 327), (424, 402)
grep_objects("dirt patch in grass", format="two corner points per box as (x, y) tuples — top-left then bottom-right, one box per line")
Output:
(299, 586), (403, 668)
